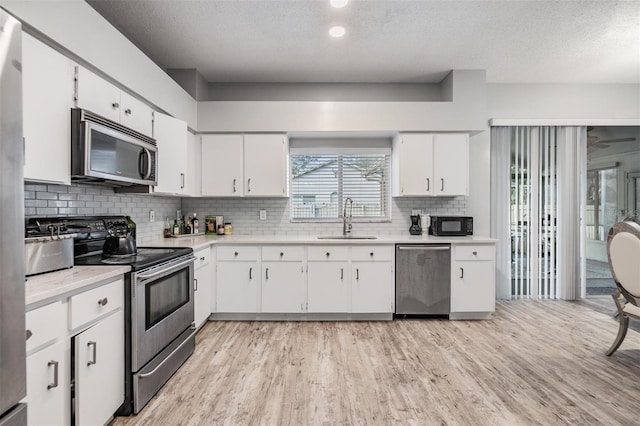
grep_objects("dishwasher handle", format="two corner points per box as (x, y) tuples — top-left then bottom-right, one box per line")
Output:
(397, 245), (450, 251)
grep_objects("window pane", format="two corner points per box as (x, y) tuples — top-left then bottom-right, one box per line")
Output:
(290, 153), (389, 220)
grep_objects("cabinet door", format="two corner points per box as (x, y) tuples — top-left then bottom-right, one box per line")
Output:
(352, 262), (393, 313)
(119, 92), (153, 137)
(194, 262), (213, 328)
(216, 262), (259, 312)
(201, 135), (243, 196)
(26, 340), (70, 426)
(451, 261), (495, 313)
(74, 312), (124, 426)
(22, 33), (74, 184)
(261, 262), (305, 313)
(397, 134), (434, 196)
(243, 134), (287, 197)
(434, 133), (469, 196)
(307, 262), (349, 313)
(185, 133), (202, 197)
(76, 66), (121, 123)
(153, 112), (188, 194)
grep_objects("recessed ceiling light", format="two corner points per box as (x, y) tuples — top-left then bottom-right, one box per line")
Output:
(330, 0), (349, 8)
(329, 26), (346, 38)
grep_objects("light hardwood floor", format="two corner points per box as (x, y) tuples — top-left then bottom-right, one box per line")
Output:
(112, 300), (640, 425)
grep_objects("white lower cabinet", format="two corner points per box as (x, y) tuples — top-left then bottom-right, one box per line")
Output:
(262, 262), (305, 313)
(24, 277), (125, 426)
(451, 244), (496, 314)
(352, 262), (393, 313)
(217, 261), (260, 313)
(194, 247), (213, 328)
(307, 261), (349, 313)
(26, 339), (70, 426)
(73, 312), (124, 426)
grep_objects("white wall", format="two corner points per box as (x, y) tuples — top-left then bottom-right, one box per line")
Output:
(1, 0), (197, 128)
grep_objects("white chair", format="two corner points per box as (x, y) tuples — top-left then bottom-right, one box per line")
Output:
(606, 219), (640, 356)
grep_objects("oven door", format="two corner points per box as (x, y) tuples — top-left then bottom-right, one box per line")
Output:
(131, 255), (195, 371)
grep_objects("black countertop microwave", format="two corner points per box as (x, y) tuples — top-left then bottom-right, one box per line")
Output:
(429, 216), (473, 236)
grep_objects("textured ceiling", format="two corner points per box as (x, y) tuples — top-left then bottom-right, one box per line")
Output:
(87, 0), (640, 84)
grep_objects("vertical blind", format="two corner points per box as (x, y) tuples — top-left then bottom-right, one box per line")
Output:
(289, 139), (391, 220)
(492, 126), (586, 300)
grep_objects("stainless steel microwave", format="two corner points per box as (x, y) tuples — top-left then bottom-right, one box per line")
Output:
(429, 216), (473, 236)
(71, 108), (157, 186)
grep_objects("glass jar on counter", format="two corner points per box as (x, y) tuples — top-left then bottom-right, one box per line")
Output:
(217, 224), (225, 235)
(224, 223), (233, 235)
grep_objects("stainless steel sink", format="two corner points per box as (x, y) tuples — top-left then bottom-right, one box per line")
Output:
(317, 235), (377, 240)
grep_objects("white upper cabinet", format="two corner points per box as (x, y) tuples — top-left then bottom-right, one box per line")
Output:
(75, 66), (153, 137)
(201, 134), (244, 196)
(185, 132), (202, 197)
(393, 133), (469, 197)
(201, 134), (287, 197)
(433, 133), (469, 196)
(22, 33), (75, 184)
(243, 134), (288, 197)
(153, 112), (188, 195)
(394, 134), (434, 196)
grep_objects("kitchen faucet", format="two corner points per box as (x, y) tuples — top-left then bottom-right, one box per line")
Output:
(342, 197), (354, 236)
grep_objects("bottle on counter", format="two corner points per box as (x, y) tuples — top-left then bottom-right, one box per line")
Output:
(164, 217), (172, 238)
(185, 218), (192, 235)
(173, 219), (180, 236)
(192, 213), (199, 234)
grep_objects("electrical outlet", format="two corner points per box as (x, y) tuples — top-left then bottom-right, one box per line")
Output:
(411, 209), (422, 216)
(149, 210), (155, 222)
(259, 210), (267, 221)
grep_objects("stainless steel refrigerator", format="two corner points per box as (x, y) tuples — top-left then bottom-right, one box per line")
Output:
(0, 9), (27, 425)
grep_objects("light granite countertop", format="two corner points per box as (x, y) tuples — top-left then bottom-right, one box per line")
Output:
(25, 265), (131, 310)
(144, 234), (497, 249)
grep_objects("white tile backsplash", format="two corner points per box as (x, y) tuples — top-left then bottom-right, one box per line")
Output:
(24, 183), (181, 244)
(25, 184), (467, 240)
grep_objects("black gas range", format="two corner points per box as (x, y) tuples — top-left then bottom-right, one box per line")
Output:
(27, 216), (196, 416)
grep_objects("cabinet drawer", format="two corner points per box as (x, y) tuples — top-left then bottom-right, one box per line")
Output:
(351, 245), (393, 261)
(308, 246), (350, 261)
(262, 246), (304, 261)
(69, 278), (124, 330)
(216, 246), (259, 261)
(455, 245), (495, 261)
(26, 301), (67, 353)
(194, 247), (211, 269)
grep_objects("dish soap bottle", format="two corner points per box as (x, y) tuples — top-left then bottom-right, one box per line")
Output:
(192, 213), (199, 234)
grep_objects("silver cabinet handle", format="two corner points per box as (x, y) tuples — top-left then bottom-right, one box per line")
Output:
(472, 251), (478, 255)
(326, 252), (330, 257)
(181, 173), (185, 189)
(356, 268), (360, 280)
(139, 329), (195, 378)
(426, 178), (430, 191)
(124, 108), (132, 116)
(194, 278), (198, 291)
(234, 251), (239, 257)
(26, 329), (32, 341)
(265, 268), (269, 280)
(142, 148), (152, 180)
(87, 341), (97, 366)
(280, 252), (284, 257)
(233, 178), (237, 193)
(249, 267), (252, 280)
(441, 178), (444, 191)
(247, 178), (251, 193)
(397, 246), (450, 251)
(98, 297), (108, 306)
(460, 267), (464, 279)
(112, 102), (119, 109)
(370, 252), (374, 257)
(47, 360), (59, 389)
(340, 268), (344, 279)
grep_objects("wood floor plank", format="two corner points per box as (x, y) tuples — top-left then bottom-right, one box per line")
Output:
(111, 300), (640, 426)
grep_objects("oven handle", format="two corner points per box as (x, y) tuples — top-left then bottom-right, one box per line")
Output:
(138, 325), (196, 378)
(135, 256), (196, 282)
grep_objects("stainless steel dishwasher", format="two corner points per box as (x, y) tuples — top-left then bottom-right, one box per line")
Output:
(395, 244), (451, 316)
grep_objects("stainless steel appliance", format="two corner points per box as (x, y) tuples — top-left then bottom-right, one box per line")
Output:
(395, 244), (451, 316)
(27, 216), (196, 415)
(429, 216), (473, 237)
(0, 9), (27, 425)
(71, 108), (158, 186)
(24, 234), (74, 276)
